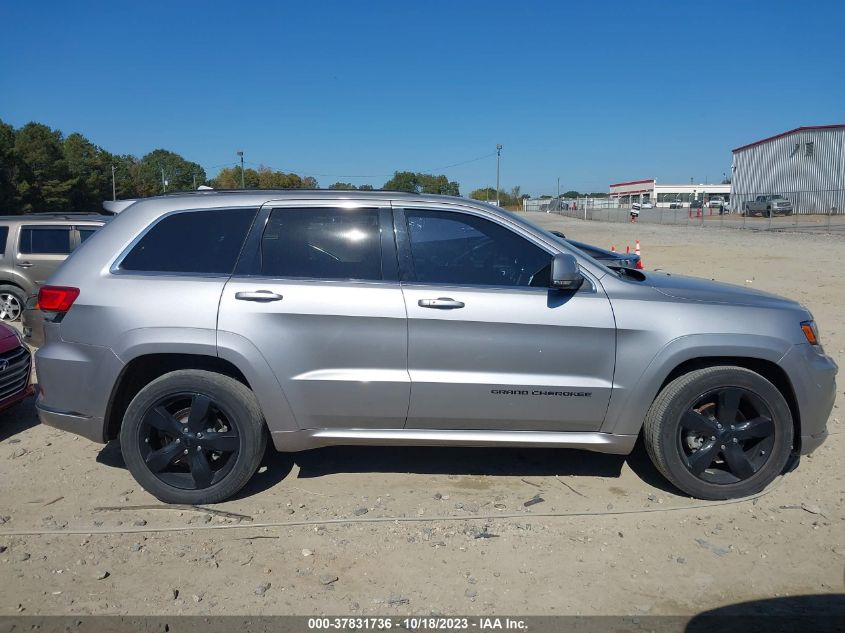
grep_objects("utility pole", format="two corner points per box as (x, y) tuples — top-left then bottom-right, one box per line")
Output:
(495, 144), (502, 206)
(557, 177), (560, 199)
(192, 173), (197, 190)
(237, 151), (245, 188)
(111, 165), (116, 200)
(161, 168), (166, 193)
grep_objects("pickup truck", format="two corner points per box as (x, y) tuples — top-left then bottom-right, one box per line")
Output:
(743, 195), (793, 217)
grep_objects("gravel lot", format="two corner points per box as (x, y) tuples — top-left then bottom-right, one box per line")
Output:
(0, 213), (842, 617)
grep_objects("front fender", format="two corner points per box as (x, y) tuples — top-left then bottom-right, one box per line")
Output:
(601, 333), (791, 436)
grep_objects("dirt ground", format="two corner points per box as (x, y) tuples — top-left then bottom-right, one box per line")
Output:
(0, 215), (842, 617)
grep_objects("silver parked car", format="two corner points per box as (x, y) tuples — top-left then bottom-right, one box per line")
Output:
(0, 214), (108, 321)
(34, 191), (836, 503)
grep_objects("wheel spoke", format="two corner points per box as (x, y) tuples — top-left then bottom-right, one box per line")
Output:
(187, 394), (212, 432)
(144, 441), (183, 472)
(733, 416), (774, 440)
(203, 432), (239, 452)
(144, 406), (182, 436)
(687, 440), (721, 475)
(190, 450), (214, 488)
(717, 388), (743, 425)
(723, 443), (756, 479)
(680, 410), (718, 434)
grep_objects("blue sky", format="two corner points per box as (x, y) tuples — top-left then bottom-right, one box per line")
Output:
(2, 0), (843, 195)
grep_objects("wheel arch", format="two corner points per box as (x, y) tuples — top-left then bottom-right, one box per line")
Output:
(104, 353), (251, 441)
(602, 334), (799, 443)
(657, 356), (801, 451)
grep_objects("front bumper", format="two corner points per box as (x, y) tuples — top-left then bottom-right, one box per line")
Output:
(779, 343), (838, 454)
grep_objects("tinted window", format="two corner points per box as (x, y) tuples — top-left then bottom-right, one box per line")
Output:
(261, 208), (381, 280)
(78, 228), (98, 244)
(121, 208), (257, 274)
(0, 227), (8, 254)
(405, 210), (550, 287)
(19, 227), (72, 254)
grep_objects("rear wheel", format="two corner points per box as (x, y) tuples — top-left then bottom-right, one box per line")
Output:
(120, 370), (267, 504)
(0, 285), (24, 322)
(644, 366), (792, 500)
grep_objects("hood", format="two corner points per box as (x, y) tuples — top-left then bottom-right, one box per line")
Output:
(644, 271), (803, 310)
(0, 324), (19, 341)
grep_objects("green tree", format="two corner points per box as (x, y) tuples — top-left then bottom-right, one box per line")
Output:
(138, 149), (206, 195)
(0, 119), (19, 212)
(14, 122), (74, 212)
(357, 184), (374, 191)
(383, 171), (459, 195)
(63, 132), (114, 211)
(328, 182), (357, 190)
(562, 190), (581, 199)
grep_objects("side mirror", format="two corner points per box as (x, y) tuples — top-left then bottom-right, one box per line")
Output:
(551, 253), (584, 290)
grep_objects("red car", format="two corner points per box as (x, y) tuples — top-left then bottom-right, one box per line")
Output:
(0, 323), (33, 411)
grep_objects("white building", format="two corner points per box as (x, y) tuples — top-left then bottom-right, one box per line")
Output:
(731, 125), (845, 215)
(608, 179), (731, 207)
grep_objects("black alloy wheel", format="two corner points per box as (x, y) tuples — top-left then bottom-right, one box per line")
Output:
(678, 387), (776, 485)
(120, 370), (267, 504)
(139, 392), (241, 490)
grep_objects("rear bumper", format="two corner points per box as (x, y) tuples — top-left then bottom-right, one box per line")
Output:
(34, 340), (123, 441)
(779, 344), (838, 454)
(36, 402), (106, 443)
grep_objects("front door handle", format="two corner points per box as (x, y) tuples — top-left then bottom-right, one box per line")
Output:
(418, 297), (465, 309)
(235, 290), (283, 302)
(16, 262), (33, 268)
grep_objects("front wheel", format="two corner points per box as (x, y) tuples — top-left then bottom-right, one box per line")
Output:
(120, 370), (267, 504)
(644, 366), (793, 500)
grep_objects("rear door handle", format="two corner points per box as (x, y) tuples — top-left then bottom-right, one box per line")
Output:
(418, 297), (465, 309)
(235, 290), (283, 302)
(16, 262), (33, 268)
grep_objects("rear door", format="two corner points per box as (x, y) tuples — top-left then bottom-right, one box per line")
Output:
(395, 205), (616, 432)
(217, 200), (410, 430)
(16, 224), (73, 285)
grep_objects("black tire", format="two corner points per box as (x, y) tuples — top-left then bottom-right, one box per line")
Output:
(0, 285), (25, 322)
(644, 366), (793, 500)
(120, 369), (267, 504)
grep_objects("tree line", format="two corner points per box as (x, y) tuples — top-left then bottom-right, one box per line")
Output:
(2, 118), (566, 214)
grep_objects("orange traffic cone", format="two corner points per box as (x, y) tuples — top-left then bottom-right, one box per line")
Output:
(626, 246), (630, 253)
(635, 240), (641, 256)
(610, 245), (616, 252)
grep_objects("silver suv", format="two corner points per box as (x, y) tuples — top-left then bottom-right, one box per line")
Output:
(34, 191), (836, 503)
(0, 214), (107, 321)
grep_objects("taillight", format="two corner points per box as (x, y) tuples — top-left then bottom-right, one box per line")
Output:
(636, 259), (645, 270)
(38, 286), (80, 312)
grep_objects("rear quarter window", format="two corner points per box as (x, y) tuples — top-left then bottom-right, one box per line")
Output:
(0, 226), (8, 255)
(119, 208), (257, 275)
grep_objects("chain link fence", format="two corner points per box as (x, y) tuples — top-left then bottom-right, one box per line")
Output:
(536, 189), (845, 233)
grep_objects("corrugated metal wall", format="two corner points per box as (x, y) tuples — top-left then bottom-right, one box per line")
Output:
(731, 127), (845, 214)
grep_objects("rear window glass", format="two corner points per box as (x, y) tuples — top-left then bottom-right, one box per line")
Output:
(120, 208), (257, 274)
(19, 227), (72, 254)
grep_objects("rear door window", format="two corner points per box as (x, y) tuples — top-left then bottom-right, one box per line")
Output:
(260, 208), (382, 280)
(120, 208), (257, 274)
(0, 226), (8, 255)
(19, 226), (72, 254)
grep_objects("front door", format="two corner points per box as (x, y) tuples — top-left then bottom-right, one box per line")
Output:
(217, 202), (410, 430)
(396, 207), (616, 432)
